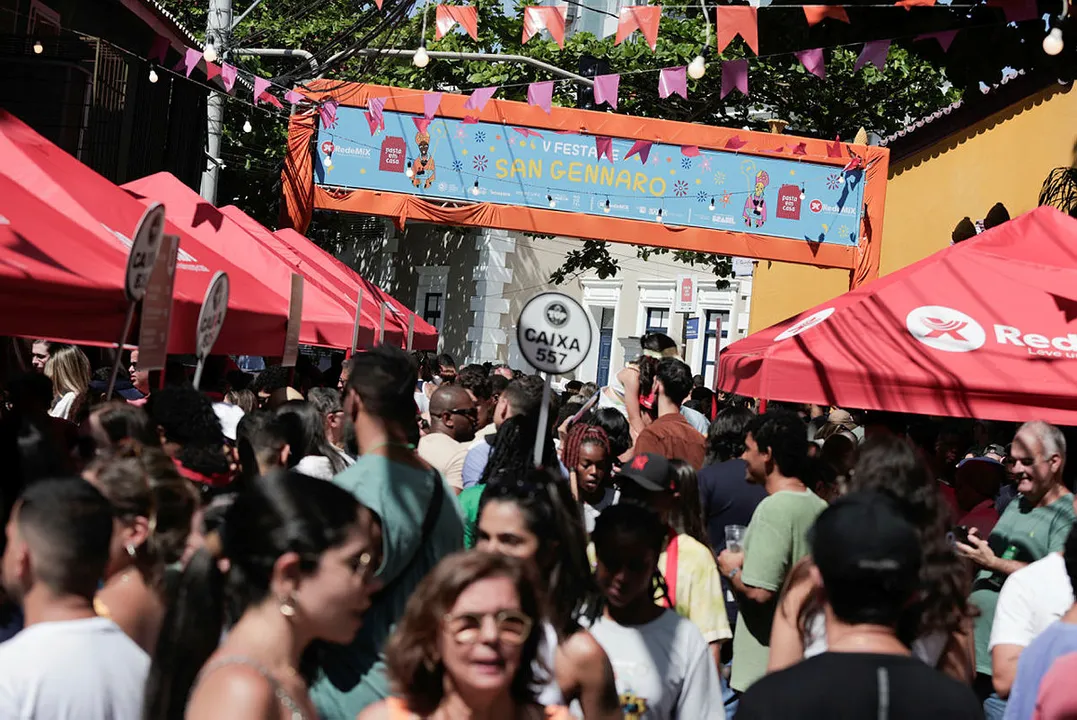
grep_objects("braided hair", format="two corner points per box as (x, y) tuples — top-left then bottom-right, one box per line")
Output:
(592, 501), (672, 610)
(480, 414), (557, 487)
(562, 423), (610, 475)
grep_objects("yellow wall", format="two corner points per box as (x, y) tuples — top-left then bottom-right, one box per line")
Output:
(749, 82), (1076, 333)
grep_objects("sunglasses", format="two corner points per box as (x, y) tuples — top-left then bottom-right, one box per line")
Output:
(444, 609), (533, 646)
(445, 407), (478, 423)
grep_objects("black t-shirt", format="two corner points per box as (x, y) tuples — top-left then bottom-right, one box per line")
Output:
(734, 652), (983, 720)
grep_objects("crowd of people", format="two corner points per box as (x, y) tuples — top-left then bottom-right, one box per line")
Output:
(1, 332), (1076, 719)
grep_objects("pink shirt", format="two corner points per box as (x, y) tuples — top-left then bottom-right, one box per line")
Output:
(1034, 651), (1077, 719)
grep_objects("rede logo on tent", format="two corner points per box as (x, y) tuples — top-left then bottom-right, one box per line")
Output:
(906, 306), (987, 353)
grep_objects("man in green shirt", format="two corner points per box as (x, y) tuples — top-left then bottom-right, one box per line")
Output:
(956, 420), (1075, 714)
(718, 410), (827, 693)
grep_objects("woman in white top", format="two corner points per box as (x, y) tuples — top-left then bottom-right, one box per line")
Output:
(768, 435), (976, 684)
(274, 399), (351, 480)
(598, 333), (679, 441)
(44, 344), (90, 421)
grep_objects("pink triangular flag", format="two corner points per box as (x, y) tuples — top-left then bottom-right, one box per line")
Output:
(795, 48), (825, 79)
(320, 99), (339, 129)
(791, 142), (808, 156)
(725, 136), (747, 150)
(463, 116), (480, 124)
(221, 63), (238, 92)
(260, 91), (284, 109)
(827, 136), (843, 158)
(527, 81), (554, 113)
(593, 74), (620, 109)
(615, 6), (662, 51)
(681, 145), (700, 157)
(658, 66), (687, 100)
(513, 128), (542, 138)
(625, 140), (653, 164)
(205, 61), (221, 81)
(721, 59), (748, 98)
(596, 136), (614, 162)
(716, 6), (759, 55)
(854, 40), (890, 71)
(523, 6), (567, 48)
(464, 86), (497, 112)
(916, 30), (958, 52)
(423, 92), (443, 120)
(284, 90), (304, 104)
(413, 117), (432, 134)
(148, 36), (169, 64)
(184, 48), (201, 77)
(368, 97), (385, 127)
(253, 76), (271, 104)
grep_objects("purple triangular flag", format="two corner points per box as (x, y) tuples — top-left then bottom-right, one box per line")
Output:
(184, 48), (201, 77)
(527, 81), (554, 114)
(625, 140), (653, 164)
(221, 63), (238, 92)
(595, 136), (614, 162)
(284, 90), (304, 104)
(916, 30), (958, 52)
(464, 86), (498, 112)
(658, 66), (688, 100)
(148, 36), (169, 64)
(721, 60), (748, 99)
(320, 99), (339, 129)
(253, 76), (271, 104)
(593, 74), (620, 110)
(368, 97), (385, 129)
(854, 40), (890, 72)
(795, 48), (825, 79)
(423, 91), (443, 120)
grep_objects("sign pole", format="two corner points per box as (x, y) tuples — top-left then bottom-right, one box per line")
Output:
(348, 286), (364, 358)
(533, 373), (553, 467)
(377, 302), (386, 345)
(406, 314), (415, 352)
(105, 303), (137, 400)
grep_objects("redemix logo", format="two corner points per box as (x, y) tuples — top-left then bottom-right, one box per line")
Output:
(905, 306), (987, 353)
(775, 307), (835, 341)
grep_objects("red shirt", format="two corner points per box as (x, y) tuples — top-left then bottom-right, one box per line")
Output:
(634, 412), (707, 470)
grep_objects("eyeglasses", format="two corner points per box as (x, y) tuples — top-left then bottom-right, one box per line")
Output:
(445, 407), (478, 423)
(444, 609), (533, 646)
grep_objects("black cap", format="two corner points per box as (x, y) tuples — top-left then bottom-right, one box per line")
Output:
(811, 491), (921, 617)
(614, 452), (672, 494)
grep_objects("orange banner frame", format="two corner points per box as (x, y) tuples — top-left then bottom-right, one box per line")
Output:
(282, 81), (889, 288)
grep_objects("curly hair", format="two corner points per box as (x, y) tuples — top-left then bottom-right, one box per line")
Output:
(590, 408), (631, 459)
(480, 414), (556, 487)
(562, 423), (610, 476)
(250, 365), (291, 395)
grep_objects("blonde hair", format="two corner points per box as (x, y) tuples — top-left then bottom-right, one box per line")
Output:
(45, 345), (91, 398)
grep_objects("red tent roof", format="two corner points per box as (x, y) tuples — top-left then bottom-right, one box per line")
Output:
(123, 173), (355, 350)
(717, 207), (1077, 424)
(268, 226), (439, 352)
(0, 111), (288, 356)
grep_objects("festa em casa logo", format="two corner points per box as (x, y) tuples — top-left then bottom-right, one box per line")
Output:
(905, 306), (986, 353)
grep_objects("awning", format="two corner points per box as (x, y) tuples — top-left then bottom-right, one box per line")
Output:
(717, 207), (1077, 424)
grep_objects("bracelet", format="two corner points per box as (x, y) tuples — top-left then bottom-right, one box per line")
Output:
(728, 567), (740, 581)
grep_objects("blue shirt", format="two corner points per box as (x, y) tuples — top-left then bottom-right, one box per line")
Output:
(1005, 621), (1077, 720)
(680, 405), (711, 434)
(462, 440), (492, 489)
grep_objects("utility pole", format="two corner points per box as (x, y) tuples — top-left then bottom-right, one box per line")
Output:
(200, 0), (232, 203)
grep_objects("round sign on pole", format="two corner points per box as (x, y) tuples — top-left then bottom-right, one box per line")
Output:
(516, 292), (593, 375)
(196, 271), (230, 359)
(125, 202), (166, 302)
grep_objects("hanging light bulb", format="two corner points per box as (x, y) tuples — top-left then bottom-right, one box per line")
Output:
(837, 174), (845, 185)
(413, 44), (430, 68)
(603, 198), (611, 213)
(203, 43), (218, 64)
(708, 198), (715, 211)
(656, 208), (664, 223)
(471, 180), (480, 196)
(324, 155), (334, 169)
(687, 55), (706, 80)
(405, 166), (414, 178)
(148, 67), (159, 83)
(799, 185), (806, 201)
(32, 40), (43, 54)
(242, 119), (252, 133)
(547, 194), (556, 208)
(1044, 27), (1064, 56)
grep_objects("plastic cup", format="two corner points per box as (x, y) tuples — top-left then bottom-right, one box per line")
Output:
(725, 525), (747, 553)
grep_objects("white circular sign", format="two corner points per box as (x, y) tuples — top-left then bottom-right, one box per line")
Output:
(517, 292), (593, 374)
(196, 271), (230, 358)
(125, 202), (165, 302)
(905, 305), (986, 353)
(775, 307), (835, 341)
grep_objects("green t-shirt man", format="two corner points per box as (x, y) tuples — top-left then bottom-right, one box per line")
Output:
(971, 492), (1076, 676)
(730, 489), (828, 693)
(458, 483), (484, 548)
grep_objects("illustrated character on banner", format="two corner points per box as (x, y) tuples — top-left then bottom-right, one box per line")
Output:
(743, 169), (769, 228)
(410, 129), (437, 189)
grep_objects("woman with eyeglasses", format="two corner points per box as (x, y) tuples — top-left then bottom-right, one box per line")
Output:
(476, 469), (621, 720)
(359, 551), (570, 720)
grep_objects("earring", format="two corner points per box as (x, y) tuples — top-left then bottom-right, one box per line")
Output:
(125, 544), (136, 558)
(280, 594), (297, 618)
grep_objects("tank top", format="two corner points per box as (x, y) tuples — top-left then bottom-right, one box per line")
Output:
(196, 656), (307, 719)
(534, 621), (566, 706)
(385, 697), (571, 719)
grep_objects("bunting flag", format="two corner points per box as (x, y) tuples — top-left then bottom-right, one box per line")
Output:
(595, 136), (614, 162)
(435, 5), (480, 40)
(827, 136), (844, 158)
(855, 40), (890, 71)
(716, 7), (759, 55)
(365, 111), (381, 134)
(791, 142), (808, 155)
(462, 116), (480, 124)
(423, 92), (443, 120)
(803, 5), (849, 25)
(320, 98), (339, 129)
(148, 36), (169, 64)
(205, 62), (221, 81)
(626, 140), (653, 164)
(464, 86), (498, 112)
(522, 6), (567, 48)
(725, 136), (748, 150)
(253, 77), (271, 104)
(658, 66), (687, 100)
(373, 0), (382, 9)
(513, 127), (543, 138)
(368, 97), (385, 128)
(795, 48), (826, 78)
(260, 91), (284, 109)
(527, 81), (553, 113)
(184, 48), (201, 77)
(615, 6), (662, 51)
(720, 59), (748, 98)
(680, 145), (700, 157)
(413, 117), (432, 133)
(916, 30), (958, 51)
(593, 74), (620, 109)
(284, 90), (304, 104)
(221, 63), (238, 92)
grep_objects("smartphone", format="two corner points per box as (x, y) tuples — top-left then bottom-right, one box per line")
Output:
(950, 525), (972, 546)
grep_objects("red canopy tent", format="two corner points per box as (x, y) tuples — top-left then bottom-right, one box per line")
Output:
(268, 226), (439, 352)
(0, 111), (288, 356)
(717, 207), (1077, 424)
(123, 173), (355, 350)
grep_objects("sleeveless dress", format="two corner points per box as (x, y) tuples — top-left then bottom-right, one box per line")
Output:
(196, 656), (308, 720)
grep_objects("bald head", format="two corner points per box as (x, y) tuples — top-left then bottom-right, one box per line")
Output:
(428, 385), (477, 442)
